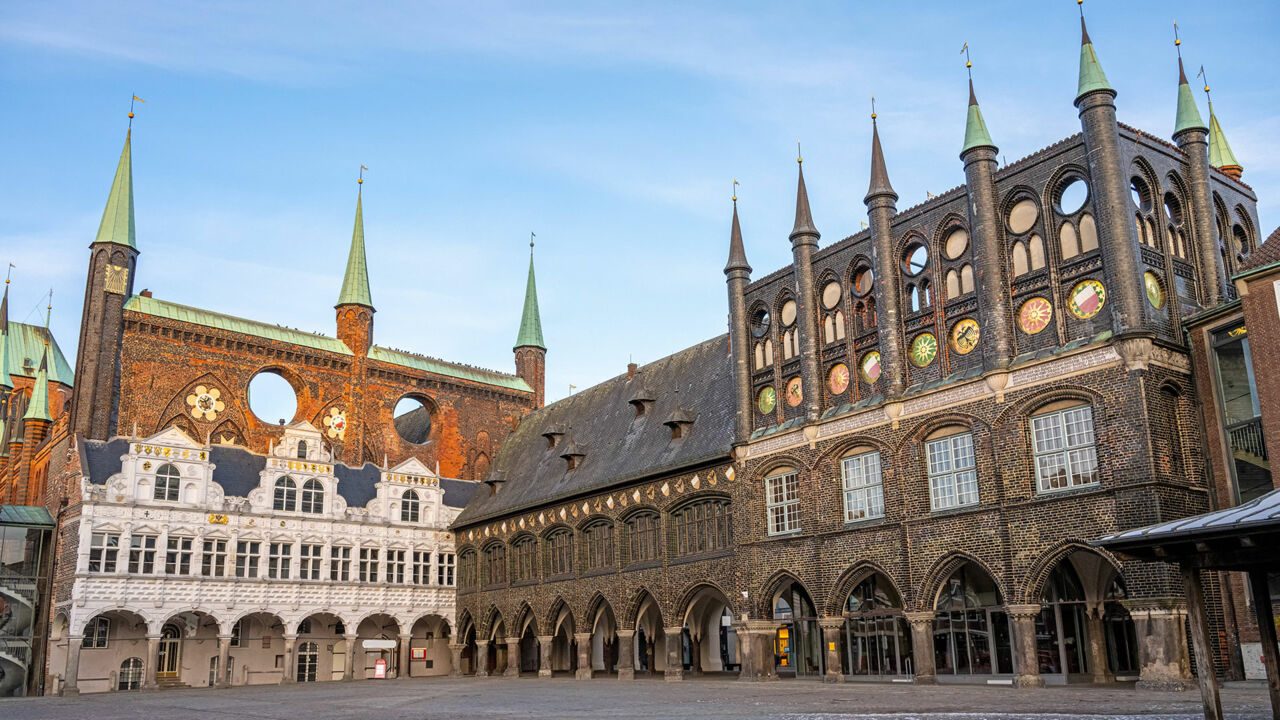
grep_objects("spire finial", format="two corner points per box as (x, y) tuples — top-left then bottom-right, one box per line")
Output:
(5, 263), (12, 285)
(358, 164), (367, 193)
(1199, 65), (1211, 105)
(128, 95), (144, 130)
(796, 140), (802, 165)
(530, 231), (536, 251)
(871, 94), (877, 121)
(961, 41), (971, 80)
(732, 179), (739, 203)
(1172, 25), (1206, 137)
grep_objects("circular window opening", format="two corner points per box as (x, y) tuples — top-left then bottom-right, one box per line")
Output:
(247, 370), (298, 425)
(1058, 178), (1088, 215)
(1130, 177), (1152, 212)
(1164, 193), (1184, 227)
(943, 228), (971, 259)
(902, 243), (928, 276)
(780, 300), (798, 327)
(852, 266), (875, 296)
(750, 308), (771, 338)
(820, 281), (842, 310)
(393, 396), (433, 445)
(1007, 200), (1038, 236)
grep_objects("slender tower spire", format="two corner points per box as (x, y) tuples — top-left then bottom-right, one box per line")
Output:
(514, 234), (547, 408)
(0, 276), (11, 391)
(1202, 69), (1243, 179)
(335, 171), (375, 357)
(94, 130), (136, 249)
(864, 106), (906, 397)
(1076, 14), (1113, 102)
(1173, 56), (1207, 136)
(788, 148), (822, 422)
(725, 186), (752, 443)
(961, 79), (996, 155)
(790, 151), (819, 240)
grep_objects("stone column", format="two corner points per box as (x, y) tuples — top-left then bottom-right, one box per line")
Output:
(747, 620), (779, 681)
(62, 636), (83, 697)
(505, 638), (521, 677)
(664, 626), (684, 682)
(1006, 604), (1045, 688)
(537, 636), (553, 677)
(735, 625), (757, 681)
(905, 612), (936, 685)
(142, 634), (161, 692)
(819, 618), (844, 683)
(475, 640), (491, 677)
(689, 632), (703, 676)
(1124, 600), (1192, 691)
(281, 634), (297, 684)
(216, 635), (233, 688)
(447, 642), (464, 678)
(399, 634), (413, 679)
(574, 632), (593, 680)
(345, 635), (360, 680)
(616, 630), (635, 680)
(1085, 605), (1114, 684)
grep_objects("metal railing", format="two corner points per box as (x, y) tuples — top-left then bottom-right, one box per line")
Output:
(1228, 417), (1268, 462)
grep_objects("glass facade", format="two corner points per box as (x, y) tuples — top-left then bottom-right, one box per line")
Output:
(0, 508), (55, 697)
(1211, 325), (1272, 504)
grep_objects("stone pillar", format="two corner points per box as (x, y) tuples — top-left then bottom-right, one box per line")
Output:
(1085, 605), (1114, 684)
(745, 620), (778, 681)
(689, 633), (703, 676)
(505, 638), (521, 677)
(819, 618), (844, 683)
(399, 634), (413, 680)
(447, 642), (464, 678)
(574, 632), (593, 680)
(1006, 604), (1045, 688)
(735, 625), (756, 681)
(216, 635), (233, 689)
(62, 636), (83, 697)
(1124, 600), (1193, 691)
(537, 636), (553, 677)
(475, 640), (491, 677)
(905, 612), (936, 685)
(345, 635), (360, 680)
(281, 634), (297, 684)
(142, 634), (161, 692)
(664, 627), (684, 682)
(616, 630), (635, 681)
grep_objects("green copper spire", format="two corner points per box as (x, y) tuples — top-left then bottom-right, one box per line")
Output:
(515, 243), (545, 350)
(23, 336), (50, 424)
(1174, 58), (1207, 136)
(0, 281), (11, 390)
(961, 79), (996, 155)
(94, 130), (136, 249)
(1075, 17), (1114, 102)
(336, 190), (373, 308)
(1208, 100), (1241, 172)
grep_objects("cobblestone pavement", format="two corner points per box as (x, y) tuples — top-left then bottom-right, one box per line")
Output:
(4, 677), (1273, 720)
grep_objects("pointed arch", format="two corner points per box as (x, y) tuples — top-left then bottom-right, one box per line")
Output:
(622, 587), (663, 629)
(756, 570), (820, 619)
(1019, 539), (1125, 605)
(916, 551), (1008, 613)
(825, 560), (904, 615)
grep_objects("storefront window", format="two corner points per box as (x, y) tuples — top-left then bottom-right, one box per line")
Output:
(934, 563), (1013, 676)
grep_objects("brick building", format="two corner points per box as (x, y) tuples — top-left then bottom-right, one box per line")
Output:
(451, 17), (1268, 692)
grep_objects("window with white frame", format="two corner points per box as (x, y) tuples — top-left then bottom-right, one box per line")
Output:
(765, 470), (801, 535)
(437, 552), (455, 586)
(926, 431), (979, 511)
(268, 542), (292, 579)
(129, 534), (158, 574)
(388, 549), (407, 583)
(841, 450), (885, 522)
(401, 490), (420, 522)
(235, 540), (260, 578)
(89, 532), (120, 573)
(273, 477), (297, 512)
(82, 617), (110, 648)
(359, 547), (380, 582)
(165, 536), (194, 575)
(1031, 404), (1099, 493)
(201, 539), (227, 577)
(300, 479), (324, 514)
(230, 620), (243, 647)
(153, 463), (181, 502)
(330, 546), (351, 581)
(299, 544), (322, 580)
(412, 550), (432, 585)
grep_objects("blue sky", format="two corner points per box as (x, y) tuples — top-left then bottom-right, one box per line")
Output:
(2, 1), (1276, 412)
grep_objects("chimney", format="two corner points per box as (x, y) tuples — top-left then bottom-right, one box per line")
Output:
(140, 289), (153, 298)
(627, 362), (638, 380)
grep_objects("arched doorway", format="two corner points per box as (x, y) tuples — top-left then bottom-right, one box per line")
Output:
(296, 641), (320, 682)
(841, 571), (912, 679)
(514, 610), (540, 675)
(1034, 548), (1139, 684)
(230, 612), (286, 685)
(634, 592), (664, 675)
(682, 586), (738, 675)
(487, 614), (508, 676)
(156, 624), (182, 679)
(408, 614), (451, 677)
(296, 612), (344, 682)
(933, 562), (1013, 679)
(549, 605), (576, 675)
(589, 599), (618, 675)
(459, 622), (477, 676)
(1103, 578), (1140, 679)
(771, 580), (821, 678)
(355, 614), (400, 679)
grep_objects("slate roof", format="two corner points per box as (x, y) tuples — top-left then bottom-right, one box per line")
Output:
(1237, 228), (1280, 276)
(78, 436), (480, 509)
(454, 334), (734, 527)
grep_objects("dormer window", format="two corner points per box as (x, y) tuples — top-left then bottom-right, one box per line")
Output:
(559, 439), (586, 471)
(153, 463), (180, 502)
(401, 489), (420, 522)
(273, 476), (298, 512)
(300, 479), (324, 514)
(664, 405), (694, 440)
(628, 381), (655, 418)
(296, 441), (308, 459)
(542, 424), (566, 450)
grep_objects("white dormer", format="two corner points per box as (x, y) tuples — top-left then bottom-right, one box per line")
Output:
(115, 427), (216, 507)
(273, 420), (330, 462)
(251, 422), (345, 517)
(374, 457), (445, 526)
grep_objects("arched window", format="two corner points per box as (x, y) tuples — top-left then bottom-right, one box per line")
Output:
(583, 521), (615, 571)
(1028, 235), (1046, 270)
(945, 269), (960, 299)
(908, 285), (920, 312)
(401, 489), (420, 522)
(458, 549), (478, 590)
(273, 477), (297, 512)
(833, 310), (845, 340)
(934, 563), (1012, 676)
(960, 265), (974, 294)
(754, 342), (766, 370)
(842, 573), (911, 677)
(1060, 222), (1079, 260)
(83, 616), (110, 648)
(511, 536), (537, 582)
(118, 657), (144, 690)
(300, 479), (324, 514)
(1031, 402), (1099, 493)
(919, 279), (932, 310)
(624, 511), (660, 565)
(296, 641), (319, 682)
(154, 463), (180, 502)
(483, 543), (507, 586)
(1012, 242), (1029, 277)
(765, 469), (800, 535)
(674, 498), (732, 556)
(1078, 214), (1099, 254)
(865, 297), (876, 327)
(296, 440), (308, 459)
(546, 529), (573, 577)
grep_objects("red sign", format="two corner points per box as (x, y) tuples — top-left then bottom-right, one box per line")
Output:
(374, 658), (387, 679)
(411, 648), (426, 660)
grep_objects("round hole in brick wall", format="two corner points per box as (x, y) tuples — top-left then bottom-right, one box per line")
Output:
(247, 370), (297, 425)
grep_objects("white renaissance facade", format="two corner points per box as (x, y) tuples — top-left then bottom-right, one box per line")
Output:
(49, 422), (467, 695)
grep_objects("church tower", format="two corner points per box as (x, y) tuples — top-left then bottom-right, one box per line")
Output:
(335, 183), (374, 356)
(514, 241), (547, 408)
(70, 128), (138, 440)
